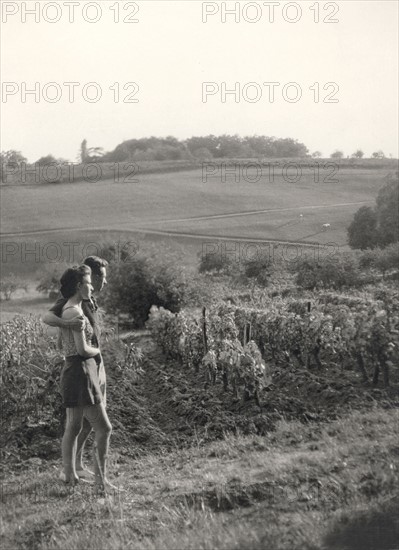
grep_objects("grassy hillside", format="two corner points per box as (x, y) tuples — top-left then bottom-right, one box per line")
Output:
(0, 166), (392, 280)
(1, 167), (389, 237)
(2, 410), (398, 550)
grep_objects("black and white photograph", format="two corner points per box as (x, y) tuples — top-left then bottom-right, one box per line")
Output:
(1, 1), (398, 548)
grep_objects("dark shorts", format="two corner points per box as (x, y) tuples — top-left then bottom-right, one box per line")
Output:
(60, 355), (104, 408)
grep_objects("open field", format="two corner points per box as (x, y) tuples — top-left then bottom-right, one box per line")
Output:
(0, 167), (388, 237)
(0, 166), (391, 280)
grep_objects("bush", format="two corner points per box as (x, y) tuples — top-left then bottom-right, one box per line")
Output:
(36, 263), (69, 297)
(294, 253), (360, 290)
(376, 173), (399, 246)
(348, 206), (378, 249)
(359, 243), (399, 275)
(0, 275), (27, 300)
(198, 245), (234, 274)
(348, 173), (399, 249)
(104, 252), (191, 328)
(241, 257), (273, 287)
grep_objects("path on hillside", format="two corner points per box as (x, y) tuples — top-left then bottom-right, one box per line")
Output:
(0, 225), (344, 248)
(0, 200), (371, 248)
(133, 200), (372, 226)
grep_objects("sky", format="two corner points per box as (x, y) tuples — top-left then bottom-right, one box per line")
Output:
(1, 0), (398, 162)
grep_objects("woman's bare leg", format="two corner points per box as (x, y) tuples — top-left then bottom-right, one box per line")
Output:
(83, 403), (113, 488)
(75, 416), (93, 474)
(61, 407), (84, 483)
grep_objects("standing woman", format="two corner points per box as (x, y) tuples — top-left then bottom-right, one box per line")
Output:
(58, 265), (113, 490)
(43, 256), (109, 480)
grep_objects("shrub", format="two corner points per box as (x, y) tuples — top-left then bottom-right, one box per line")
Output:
(376, 173), (399, 246)
(0, 275), (27, 300)
(36, 263), (69, 297)
(348, 206), (378, 249)
(378, 243), (399, 273)
(241, 257), (273, 287)
(348, 173), (399, 249)
(294, 253), (360, 290)
(198, 245), (234, 274)
(359, 243), (399, 274)
(104, 252), (191, 328)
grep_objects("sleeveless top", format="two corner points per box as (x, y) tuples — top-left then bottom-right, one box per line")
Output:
(60, 305), (95, 357)
(51, 295), (102, 348)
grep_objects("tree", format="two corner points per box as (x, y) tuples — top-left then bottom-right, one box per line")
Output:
(372, 150), (385, 159)
(294, 254), (360, 289)
(215, 134), (242, 158)
(375, 173), (399, 246)
(192, 147), (213, 160)
(80, 139), (88, 163)
(186, 135), (221, 158)
(104, 253), (190, 328)
(87, 147), (104, 160)
(348, 206), (378, 249)
(348, 173), (399, 250)
(274, 137), (308, 157)
(352, 150), (364, 158)
(0, 150), (26, 164)
(330, 150), (344, 159)
(311, 151), (322, 158)
(36, 263), (69, 298)
(0, 275), (27, 300)
(1, 150), (27, 184)
(243, 135), (276, 157)
(35, 154), (57, 166)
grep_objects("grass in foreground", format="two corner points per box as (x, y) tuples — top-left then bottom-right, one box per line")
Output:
(1, 408), (398, 550)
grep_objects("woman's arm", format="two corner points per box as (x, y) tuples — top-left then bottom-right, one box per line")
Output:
(62, 308), (100, 358)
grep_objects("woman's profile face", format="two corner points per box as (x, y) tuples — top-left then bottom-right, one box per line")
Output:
(78, 273), (93, 300)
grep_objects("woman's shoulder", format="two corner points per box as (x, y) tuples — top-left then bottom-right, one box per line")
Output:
(62, 304), (83, 319)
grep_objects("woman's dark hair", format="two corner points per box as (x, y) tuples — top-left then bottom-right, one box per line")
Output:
(60, 265), (91, 299)
(83, 256), (108, 277)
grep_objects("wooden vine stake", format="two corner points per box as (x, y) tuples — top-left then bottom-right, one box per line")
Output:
(202, 306), (214, 385)
(202, 306), (208, 354)
(306, 301), (311, 369)
(243, 322), (252, 346)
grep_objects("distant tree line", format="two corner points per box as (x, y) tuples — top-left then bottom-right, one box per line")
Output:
(96, 134), (310, 163)
(0, 138), (392, 169)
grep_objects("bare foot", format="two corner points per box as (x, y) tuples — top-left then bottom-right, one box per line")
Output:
(76, 468), (95, 481)
(94, 477), (125, 493)
(59, 472), (79, 485)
